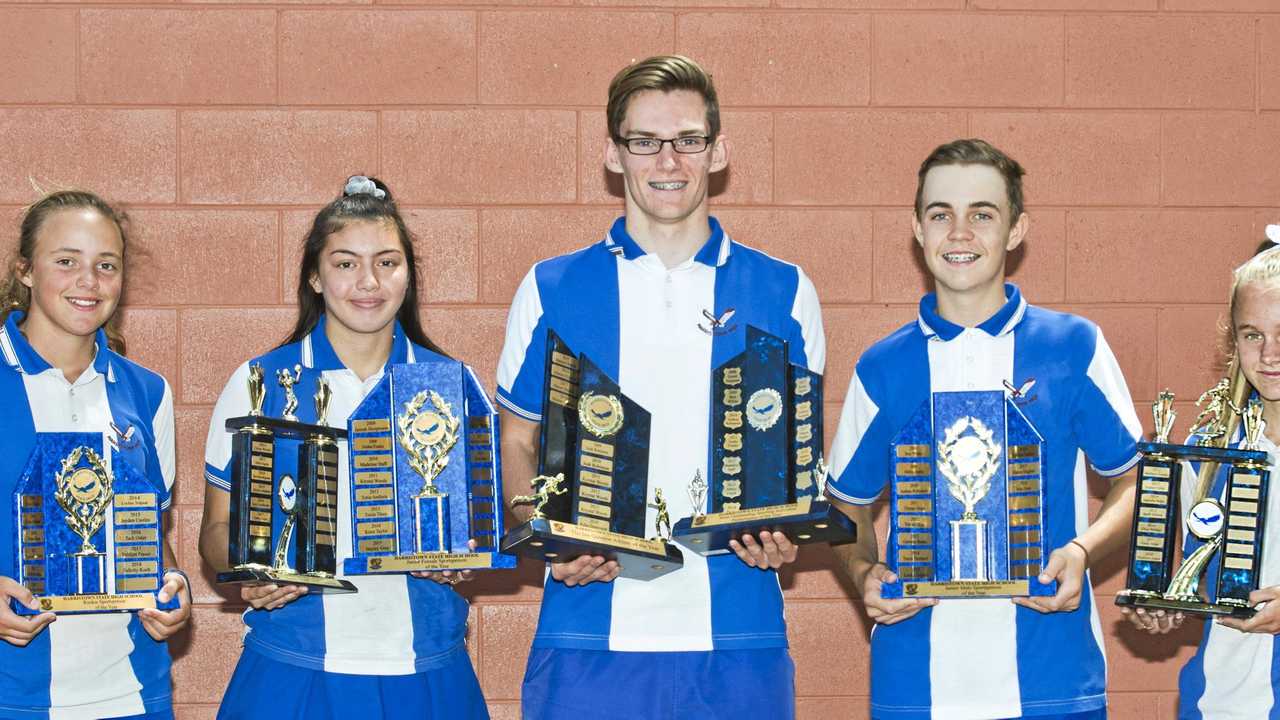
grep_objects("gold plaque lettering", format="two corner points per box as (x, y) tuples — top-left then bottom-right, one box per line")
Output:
(114, 493), (154, 509)
(21, 529), (43, 544)
(1141, 479), (1170, 493)
(795, 401), (812, 421)
(22, 546), (43, 560)
(722, 479), (742, 499)
(1225, 556), (1254, 570)
(468, 432), (493, 445)
(251, 455), (273, 469)
(1233, 501), (1260, 514)
(723, 388), (743, 406)
(1135, 549), (1164, 562)
(723, 433), (743, 452)
(359, 538), (396, 553)
(356, 505), (394, 519)
(899, 515), (932, 529)
(1009, 445), (1040, 460)
(116, 544), (154, 558)
(116, 528), (158, 544)
(578, 501), (611, 519)
(251, 469), (272, 482)
(316, 533), (336, 545)
(1139, 506), (1168, 519)
(1140, 493), (1169, 507)
(898, 549), (933, 563)
(1231, 514), (1258, 528)
(581, 455), (613, 473)
(1009, 479), (1041, 494)
(250, 497), (272, 510)
(722, 457), (742, 476)
(23, 564), (44, 578)
(115, 511), (157, 525)
(1009, 512), (1040, 527)
(471, 467), (494, 481)
(1228, 528), (1257, 542)
(116, 561), (159, 575)
(896, 462), (931, 477)
(470, 450), (493, 464)
(1137, 522), (1166, 535)
(1233, 471), (1261, 486)
(1009, 530), (1041, 545)
(723, 367), (743, 386)
(1232, 486), (1261, 500)
(723, 411), (743, 429)
(578, 516), (610, 530)
(550, 376), (572, 394)
(249, 526), (271, 538)
(252, 440), (273, 453)
(896, 481), (931, 495)
(1010, 546), (1041, 561)
(352, 418), (391, 433)
(551, 350), (578, 369)
(1136, 535), (1165, 549)
(794, 376), (811, 396)
(357, 521), (395, 536)
(356, 487), (394, 502)
(549, 390), (574, 408)
(898, 532), (931, 546)
(795, 471), (813, 489)
(549, 363), (575, 381)
(354, 437), (392, 451)
(796, 447), (813, 466)
(21, 512), (42, 527)
(116, 578), (161, 593)
(898, 565), (931, 580)
(355, 454), (392, 469)
(250, 510), (271, 523)
(19, 495), (41, 508)
(579, 470), (612, 488)
(251, 481), (272, 495)
(1227, 542), (1255, 556)
(1008, 462), (1040, 477)
(1008, 495), (1040, 510)
(795, 424), (813, 443)
(468, 415), (492, 429)
(897, 499), (932, 513)
(896, 444), (930, 458)
(355, 471), (393, 486)
(1142, 465), (1172, 478)
(582, 439), (615, 458)
(580, 485), (612, 503)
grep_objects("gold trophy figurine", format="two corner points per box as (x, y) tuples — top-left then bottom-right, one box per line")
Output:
(687, 470), (708, 521)
(314, 377), (332, 426)
(277, 365), (302, 422)
(1153, 390), (1177, 444)
(649, 489), (672, 542)
(247, 364), (266, 417)
(510, 473), (568, 520)
(1190, 378), (1236, 444)
(54, 447), (115, 593)
(1243, 398), (1267, 450)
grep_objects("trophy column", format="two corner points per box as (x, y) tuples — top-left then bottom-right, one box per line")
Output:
(228, 424), (276, 568)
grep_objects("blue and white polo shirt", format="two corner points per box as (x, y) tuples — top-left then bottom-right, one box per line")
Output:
(1178, 427), (1280, 720)
(204, 316), (470, 675)
(0, 311), (175, 719)
(496, 216), (825, 652)
(826, 284), (1142, 719)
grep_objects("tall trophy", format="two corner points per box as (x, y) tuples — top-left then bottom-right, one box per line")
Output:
(12, 432), (177, 614)
(343, 360), (515, 573)
(1115, 379), (1270, 618)
(216, 364), (356, 593)
(499, 331), (683, 580)
(671, 326), (855, 554)
(881, 390), (1052, 599)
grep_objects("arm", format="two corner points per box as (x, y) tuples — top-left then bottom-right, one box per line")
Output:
(1014, 469), (1136, 614)
(138, 536), (192, 641)
(198, 476), (306, 610)
(830, 498), (936, 624)
(500, 408), (618, 586)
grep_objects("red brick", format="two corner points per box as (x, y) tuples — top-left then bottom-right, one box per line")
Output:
(465, 560), (546, 604)
(479, 603), (539, 700)
(971, 112), (1160, 207)
(797, 698), (868, 720)
(1164, 0), (1280, 9)
(974, 0), (1153, 6)
(823, 305), (919, 402)
(1254, 209), (1280, 244)
(715, 208), (874, 305)
(778, 0), (957, 7)
(181, 111), (377, 205)
(422, 307), (509, 391)
(179, 308), (296, 405)
(587, 0), (766, 7)
(1049, 306), (1159, 404)
(388, 0), (567, 6)
(281, 10), (475, 105)
(1157, 306), (1231, 403)
(117, 308), (179, 391)
(478, 207), (619, 304)
(874, 14), (1062, 108)
(479, 11), (673, 106)
(81, 10), (275, 105)
(0, 9), (75, 103)
(179, 506), (238, 606)
(1163, 113), (1280, 207)
(787, 600), (871, 697)
(1065, 210), (1254, 304)
(171, 606), (245, 704)
(1098, 600), (1199, 692)
(1066, 16), (1253, 110)
(487, 702), (521, 720)
(1109, 692), (1163, 720)
(128, 209), (279, 306)
(578, 110), (773, 206)
(382, 110), (576, 205)
(0, 109), (176, 204)
(174, 706), (218, 720)
(678, 13), (869, 107)
(775, 111), (966, 205)
(1264, 19), (1280, 110)
(780, 538), (858, 600)
(175, 405), (213, 507)
(873, 209), (1065, 305)
(282, 208), (480, 305)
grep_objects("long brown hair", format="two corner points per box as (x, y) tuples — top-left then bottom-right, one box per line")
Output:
(2, 190), (129, 354)
(280, 176), (443, 355)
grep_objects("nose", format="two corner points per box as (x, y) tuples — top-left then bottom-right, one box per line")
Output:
(656, 141), (680, 169)
(947, 217), (973, 241)
(357, 264), (379, 291)
(76, 264), (99, 290)
(1263, 336), (1280, 365)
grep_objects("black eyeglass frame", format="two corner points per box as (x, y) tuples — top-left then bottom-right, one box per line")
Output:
(613, 135), (714, 156)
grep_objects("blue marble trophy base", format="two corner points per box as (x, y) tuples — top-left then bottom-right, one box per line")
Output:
(672, 499), (856, 556)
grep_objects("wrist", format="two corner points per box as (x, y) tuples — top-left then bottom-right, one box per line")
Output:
(1068, 539), (1091, 569)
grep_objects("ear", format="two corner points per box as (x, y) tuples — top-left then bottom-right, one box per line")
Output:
(605, 136), (624, 175)
(309, 271), (323, 295)
(17, 260), (33, 290)
(1006, 212), (1029, 252)
(912, 210), (924, 248)
(710, 134), (729, 173)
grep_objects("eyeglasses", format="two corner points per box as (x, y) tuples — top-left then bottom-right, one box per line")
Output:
(615, 136), (712, 156)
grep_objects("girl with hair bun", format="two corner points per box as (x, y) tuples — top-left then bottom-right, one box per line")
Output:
(0, 189), (190, 719)
(199, 176), (487, 720)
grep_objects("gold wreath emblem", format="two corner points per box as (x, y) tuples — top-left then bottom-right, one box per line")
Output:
(937, 416), (1002, 519)
(578, 392), (624, 438)
(54, 446), (115, 556)
(397, 389), (461, 497)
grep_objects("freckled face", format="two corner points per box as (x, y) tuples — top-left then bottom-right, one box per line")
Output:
(1234, 281), (1280, 405)
(20, 208), (124, 340)
(309, 220), (409, 338)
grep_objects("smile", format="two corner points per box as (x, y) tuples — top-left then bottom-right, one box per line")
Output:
(942, 252), (979, 264)
(66, 297), (101, 310)
(649, 181), (687, 191)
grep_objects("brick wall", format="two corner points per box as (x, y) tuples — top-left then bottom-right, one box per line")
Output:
(4, 1), (1280, 717)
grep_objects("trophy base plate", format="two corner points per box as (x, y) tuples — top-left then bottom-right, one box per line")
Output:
(1115, 590), (1256, 619)
(217, 568), (357, 594)
(343, 551), (517, 574)
(11, 591), (180, 616)
(672, 500), (856, 556)
(881, 576), (1056, 599)
(499, 518), (684, 581)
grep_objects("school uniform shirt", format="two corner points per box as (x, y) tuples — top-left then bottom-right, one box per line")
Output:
(204, 316), (469, 675)
(1178, 429), (1280, 719)
(826, 284), (1142, 720)
(0, 312), (175, 720)
(496, 216), (825, 652)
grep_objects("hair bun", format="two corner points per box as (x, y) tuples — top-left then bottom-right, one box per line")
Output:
(343, 175), (387, 200)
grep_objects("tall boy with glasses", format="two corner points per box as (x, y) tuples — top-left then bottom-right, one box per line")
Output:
(496, 55), (825, 720)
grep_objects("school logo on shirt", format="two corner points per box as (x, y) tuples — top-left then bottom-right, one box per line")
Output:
(1004, 378), (1038, 406)
(698, 308), (738, 336)
(109, 422), (139, 451)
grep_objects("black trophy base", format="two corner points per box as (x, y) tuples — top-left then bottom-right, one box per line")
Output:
(672, 499), (857, 556)
(1115, 590), (1255, 619)
(500, 518), (684, 581)
(217, 566), (357, 594)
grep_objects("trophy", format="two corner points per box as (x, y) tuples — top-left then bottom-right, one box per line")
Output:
(881, 390), (1052, 599)
(216, 364), (356, 593)
(672, 326), (855, 554)
(1115, 380), (1270, 618)
(12, 432), (178, 614)
(343, 360), (515, 573)
(499, 331), (683, 580)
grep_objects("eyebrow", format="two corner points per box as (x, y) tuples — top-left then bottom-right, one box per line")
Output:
(923, 201), (1002, 212)
(623, 129), (708, 138)
(327, 248), (404, 257)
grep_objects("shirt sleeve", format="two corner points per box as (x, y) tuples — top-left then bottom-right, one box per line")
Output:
(1074, 328), (1143, 476)
(151, 379), (176, 510)
(825, 363), (891, 505)
(204, 361), (253, 492)
(789, 267), (826, 375)
(495, 266), (548, 421)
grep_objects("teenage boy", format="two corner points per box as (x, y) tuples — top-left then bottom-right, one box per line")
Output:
(496, 55), (824, 720)
(827, 139), (1141, 720)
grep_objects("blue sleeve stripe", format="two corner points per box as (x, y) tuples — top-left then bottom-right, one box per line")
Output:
(825, 483), (879, 505)
(1091, 451), (1141, 478)
(496, 392), (541, 422)
(206, 467), (231, 492)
